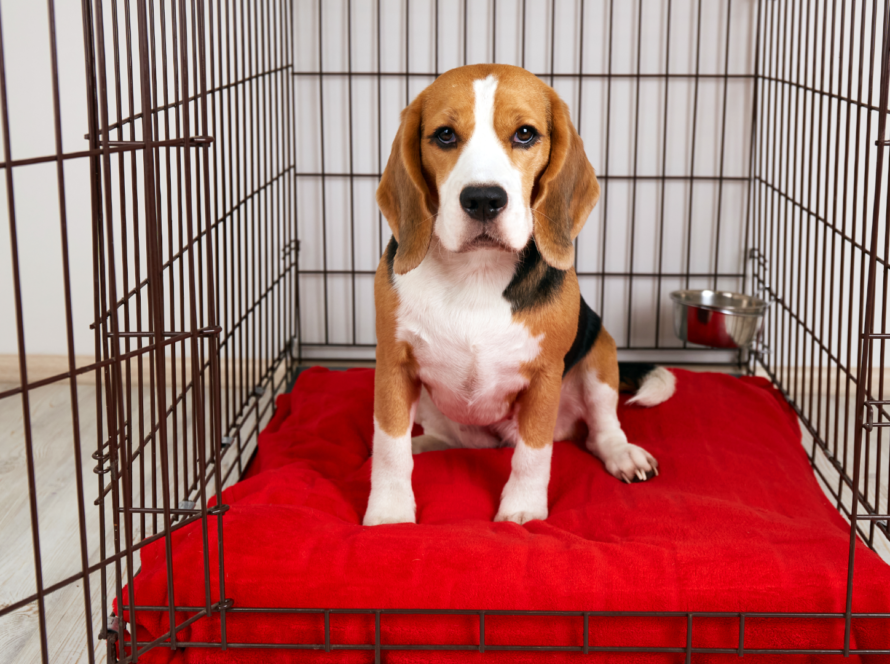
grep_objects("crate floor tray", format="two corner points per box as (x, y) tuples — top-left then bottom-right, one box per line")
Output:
(121, 368), (890, 663)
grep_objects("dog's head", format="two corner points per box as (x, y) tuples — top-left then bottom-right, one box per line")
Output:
(377, 64), (600, 274)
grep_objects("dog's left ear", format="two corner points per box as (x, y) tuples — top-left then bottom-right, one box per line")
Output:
(376, 92), (435, 275)
(531, 90), (599, 271)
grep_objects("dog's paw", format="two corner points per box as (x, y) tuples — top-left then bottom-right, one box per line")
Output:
(494, 507), (548, 525)
(602, 443), (659, 484)
(363, 485), (416, 525)
(494, 488), (548, 525)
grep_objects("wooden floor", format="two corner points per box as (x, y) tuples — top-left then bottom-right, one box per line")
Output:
(0, 382), (110, 664)
(0, 377), (270, 664)
(1, 367), (888, 664)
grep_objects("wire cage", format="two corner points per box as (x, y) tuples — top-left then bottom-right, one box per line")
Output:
(0, 0), (889, 662)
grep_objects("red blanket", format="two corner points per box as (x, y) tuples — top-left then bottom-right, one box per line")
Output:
(122, 368), (890, 663)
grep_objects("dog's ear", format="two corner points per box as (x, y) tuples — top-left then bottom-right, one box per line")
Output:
(376, 92), (435, 275)
(531, 90), (599, 270)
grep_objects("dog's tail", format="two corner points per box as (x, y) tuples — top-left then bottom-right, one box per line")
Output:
(618, 363), (677, 407)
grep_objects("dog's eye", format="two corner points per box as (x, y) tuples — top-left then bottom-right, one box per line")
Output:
(512, 126), (538, 147)
(435, 127), (457, 146)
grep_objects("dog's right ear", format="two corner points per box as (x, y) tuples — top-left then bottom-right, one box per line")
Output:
(376, 93), (435, 275)
(531, 90), (599, 270)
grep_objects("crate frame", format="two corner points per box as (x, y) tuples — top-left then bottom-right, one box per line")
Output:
(1, 0), (889, 661)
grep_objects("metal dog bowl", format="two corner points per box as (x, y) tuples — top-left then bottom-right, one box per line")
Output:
(670, 290), (769, 349)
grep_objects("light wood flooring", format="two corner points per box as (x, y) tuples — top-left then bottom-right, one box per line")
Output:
(0, 375), (279, 664)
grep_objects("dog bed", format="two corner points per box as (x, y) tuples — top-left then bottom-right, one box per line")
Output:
(120, 367), (890, 663)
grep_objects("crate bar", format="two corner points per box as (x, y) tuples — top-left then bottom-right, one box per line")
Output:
(131, 0), (175, 651)
(348, 0), (357, 345)
(598, 0), (614, 314)
(624, 0), (643, 347)
(317, 0), (329, 345)
(582, 612), (589, 654)
(572, 0), (585, 274)
(375, 0), (383, 258)
(93, 0), (146, 658)
(653, 0), (673, 348)
(711, 0), (734, 293)
(739, 613), (745, 656)
(847, 1), (890, 651)
(374, 610), (381, 664)
(859, 0), (884, 531)
(194, 0), (230, 641)
(682, 0), (704, 304)
(44, 0), (97, 659)
(290, 70), (756, 80)
(796, 0), (814, 409)
(740, 0), (764, 367)
(844, 0), (873, 528)
(294, 172), (751, 181)
(830, 0), (851, 506)
(479, 611), (485, 653)
(324, 610), (331, 651)
(685, 614), (693, 664)
(125, 641), (890, 655)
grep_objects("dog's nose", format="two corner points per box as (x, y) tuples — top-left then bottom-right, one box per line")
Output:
(460, 185), (508, 222)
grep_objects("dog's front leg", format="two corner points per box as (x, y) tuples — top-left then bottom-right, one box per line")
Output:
(364, 347), (421, 526)
(494, 371), (562, 525)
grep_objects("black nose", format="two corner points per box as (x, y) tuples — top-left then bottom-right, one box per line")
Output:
(460, 185), (508, 222)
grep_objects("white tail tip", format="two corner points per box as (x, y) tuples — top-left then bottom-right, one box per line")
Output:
(626, 367), (677, 407)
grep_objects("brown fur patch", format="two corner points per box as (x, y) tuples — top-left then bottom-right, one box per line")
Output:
(531, 90), (600, 270)
(511, 269), (582, 449)
(373, 252), (421, 437)
(377, 94), (435, 275)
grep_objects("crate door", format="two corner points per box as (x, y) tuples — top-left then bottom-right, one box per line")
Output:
(83, 0), (227, 658)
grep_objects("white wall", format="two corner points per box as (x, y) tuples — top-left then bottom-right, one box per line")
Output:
(0, 0), (96, 358)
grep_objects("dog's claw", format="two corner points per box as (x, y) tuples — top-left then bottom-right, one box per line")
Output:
(630, 468), (657, 483)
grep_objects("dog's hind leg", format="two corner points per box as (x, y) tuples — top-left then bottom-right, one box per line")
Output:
(577, 330), (659, 483)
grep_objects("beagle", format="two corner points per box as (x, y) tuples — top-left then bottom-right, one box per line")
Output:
(365, 64), (676, 526)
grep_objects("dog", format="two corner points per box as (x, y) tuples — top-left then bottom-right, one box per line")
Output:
(364, 64), (676, 526)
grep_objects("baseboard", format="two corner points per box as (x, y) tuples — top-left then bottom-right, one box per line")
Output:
(753, 365), (890, 397)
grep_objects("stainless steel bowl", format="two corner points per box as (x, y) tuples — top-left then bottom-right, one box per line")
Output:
(670, 290), (769, 349)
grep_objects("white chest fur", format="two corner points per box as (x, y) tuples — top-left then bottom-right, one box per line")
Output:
(393, 248), (542, 426)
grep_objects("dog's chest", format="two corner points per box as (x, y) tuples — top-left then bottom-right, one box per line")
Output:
(393, 258), (542, 425)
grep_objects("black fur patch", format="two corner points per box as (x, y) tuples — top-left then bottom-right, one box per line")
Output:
(502, 241), (566, 313)
(618, 362), (657, 391)
(562, 296), (602, 376)
(385, 237), (398, 280)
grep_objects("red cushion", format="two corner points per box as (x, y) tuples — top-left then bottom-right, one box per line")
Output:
(121, 368), (890, 663)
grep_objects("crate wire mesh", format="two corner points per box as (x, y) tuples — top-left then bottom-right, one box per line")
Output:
(294, 0), (757, 363)
(748, 0), (890, 553)
(0, 0), (887, 662)
(0, 1), (298, 662)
